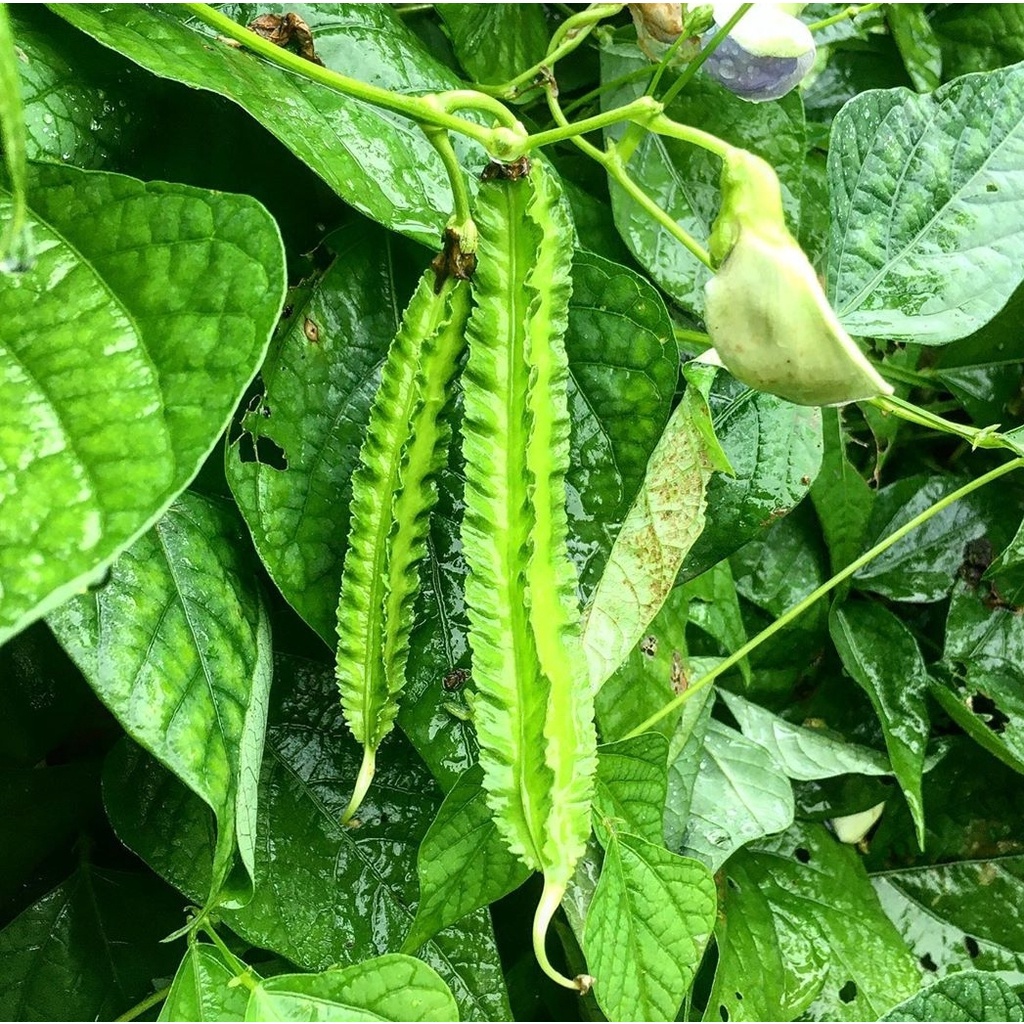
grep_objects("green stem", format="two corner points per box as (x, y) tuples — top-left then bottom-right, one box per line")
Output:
(0, 2), (30, 270)
(562, 66), (654, 118)
(525, 95), (662, 152)
(623, 455), (1024, 740)
(479, 3), (624, 100)
(871, 394), (1012, 453)
(203, 924), (260, 992)
(424, 127), (474, 240)
(341, 746), (377, 825)
(115, 986), (171, 1023)
(181, 3), (505, 146)
(533, 879), (593, 993)
(807, 3), (881, 33)
(646, 112), (734, 159)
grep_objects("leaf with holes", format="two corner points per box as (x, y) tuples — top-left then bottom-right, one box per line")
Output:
(0, 163), (284, 643)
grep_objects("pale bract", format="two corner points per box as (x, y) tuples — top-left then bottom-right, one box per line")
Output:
(704, 149), (892, 407)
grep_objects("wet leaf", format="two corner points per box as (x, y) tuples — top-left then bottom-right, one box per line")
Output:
(831, 600), (930, 846)
(49, 493), (272, 904)
(102, 654), (510, 1023)
(932, 5), (1024, 80)
(593, 733), (669, 847)
(437, 5), (548, 87)
(583, 831), (716, 1023)
(828, 62), (1024, 344)
(879, 971), (1024, 1023)
(159, 944), (249, 1023)
(0, 163), (284, 643)
(888, 4), (942, 92)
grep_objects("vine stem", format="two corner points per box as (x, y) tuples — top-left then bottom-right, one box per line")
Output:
(533, 879), (594, 993)
(871, 394), (1017, 455)
(807, 3), (882, 33)
(180, 3), (515, 146)
(477, 3), (624, 100)
(115, 986), (171, 1023)
(424, 127), (474, 242)
(622, 455), (1024, 740)
(341, 747), (376, 826)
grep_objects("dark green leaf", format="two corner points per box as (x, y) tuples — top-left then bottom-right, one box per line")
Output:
(0, 867), (185, 1021)
(681, 719), (795, 871)
(681, 378), (823, 582)
(49, 493), (272, 903)
(159, 943), (249, 1023)
(709, 822), (919, 1023)
(102, 654), (510, 1023)
(828, 63), (1024, 344)
(600, 45), (806, 314)
(593, 733), (669, 846)
(437, 5), (548, 86)
(873, 856), (1024, 983)
(403, 764), (530, 955)
(932, 5), (1024, 80)
(888, 4), (942, 92)
(830, 600), (930, 846)
(1, 163), (284, 643)
(52, 4), (471, 246)
(680, 560), (750, 684)
(246, 955), (459, 1023)
(583, 832), (716, 1023)
(879, 972), (1024, 1023)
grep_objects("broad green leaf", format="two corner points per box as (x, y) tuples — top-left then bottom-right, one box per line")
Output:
(583, 832), (716, 1024)
(810, 407), (875, 572)
(830, 600), (930, 846)
(599, 44), (805, 315)
(159, 944), (249, 1023)
(873, 855), (1024, 984)
(246, 956), (459, 1023)
(933, 582), (1024, 773)
(227, 225), (420, 646)
(53, 4), (471, 246)
(853, 475), (990, 602)
(986, 514), (1024, 604)
(593, 733), (669, 846)
(828, 63), (1024, 344)
(49, 493), (272, 903)
(664, 683), (716, 851)
(681, 378), (822, 582)
(102, 654), (510, 1023)
(708, 822), (919, 1023)
(0, 866), (185, 1021)
(437, 5), (548, 86)
(880, 972), (1024, 1023)
(720, 690), (891, 781)
(583, 372), (716, 693)
(403, 765), (530, 955)
(681, 719), (795, 871)
(680, 560), (750, 683)
(932, 6), (1024, 80)
(888, 4), (942, 92)
(0, 162), (284, 643)
(11, 5), (142, 169)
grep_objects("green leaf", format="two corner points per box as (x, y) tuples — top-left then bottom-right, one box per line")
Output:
(873, 855), (1024, 983)
(680, 560), (750, 684)
(932, 5), (1024, 80)
(0, 3), (28, 269)
(583, 832), (716, 1024)
(102, 654), (510, 1023)
(681, 719), (795, 871)
(664, 684), (716, 851)
(599, 45), (806, 315)
(810, 407), (875, 572)
(0, 867), (185, 1021)
(52, 4), (470, 245)
(437, 5), (548, 86)
(830, 600), (930, 846)
(49, 493), (272, 903)
(246, 956), (459, 1023)
(888, 4), (942, 92)
(709, 822), (920, 1023)
(159, 944), (249, 1023)
(403, 765), (531, 955)
(11, 5), (142, 169)
(986, 514), (1024, 604)
(720, 689), (892, 781)
(681, 378), (822, 582)
(933, 582), (1024, 773)
(828, 63), (1024, 344)
(593, 733), (670, 846)
(0, 162), (284, 643)
(880, 972), (1024, 1023)
(227, 225), (418, 646)
(583, 374), (715, 692)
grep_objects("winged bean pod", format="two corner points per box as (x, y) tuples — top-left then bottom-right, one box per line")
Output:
(461, 161), (597, 991)
(336, 271), (470, 823)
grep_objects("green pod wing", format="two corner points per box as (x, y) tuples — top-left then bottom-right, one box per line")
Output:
(336, 272), (470, 822)
(461, 162), (597, 988)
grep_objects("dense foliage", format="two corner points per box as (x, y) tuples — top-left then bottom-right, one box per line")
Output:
(2, 3), (1024, 1021)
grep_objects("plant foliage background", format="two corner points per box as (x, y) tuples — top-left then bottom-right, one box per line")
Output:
(2, 3), (1024, 1022)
